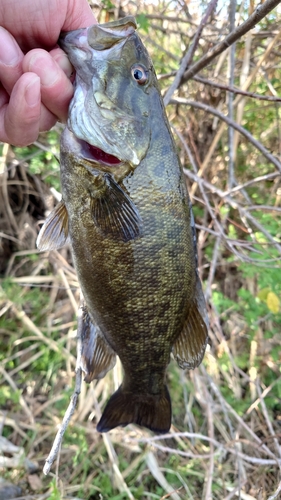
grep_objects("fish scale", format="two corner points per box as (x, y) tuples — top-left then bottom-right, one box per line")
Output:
(37, 16), (209, 433)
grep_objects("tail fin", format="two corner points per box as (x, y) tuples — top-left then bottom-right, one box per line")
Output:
(96, 385), (171, 434)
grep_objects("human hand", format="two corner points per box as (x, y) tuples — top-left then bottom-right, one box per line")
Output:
(0, 0), (96, 146)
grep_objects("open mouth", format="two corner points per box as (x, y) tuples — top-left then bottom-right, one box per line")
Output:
(82, 140), (122, 166)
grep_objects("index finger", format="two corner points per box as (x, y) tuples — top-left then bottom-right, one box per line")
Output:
(0, 27), (24, 95)
(62, 1), (97, 32)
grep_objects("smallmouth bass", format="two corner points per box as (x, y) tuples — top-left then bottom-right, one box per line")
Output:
(37, 16), (209, 434)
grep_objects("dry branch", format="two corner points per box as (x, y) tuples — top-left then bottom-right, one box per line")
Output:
(193, 75), (281, 102)
(43, 301), (83, 475)
(164, 0), (218, 106)
(181, 0), (281, 83)
(171, 97), (281, 173)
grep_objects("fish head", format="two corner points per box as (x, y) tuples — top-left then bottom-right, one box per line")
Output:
(59, 17), (154, 169)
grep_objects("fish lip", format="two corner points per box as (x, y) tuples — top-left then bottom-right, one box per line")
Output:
(59, 28), (89, 52)
(59, 17), (136, 54)
(87, 18), (137, 51)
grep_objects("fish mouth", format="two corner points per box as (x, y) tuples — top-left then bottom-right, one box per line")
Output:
(66, 82), (146, 166)
(62, 128), (123, 168)
(81, 140), (122, 167)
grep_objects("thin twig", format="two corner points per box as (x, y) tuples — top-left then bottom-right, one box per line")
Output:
(193, 75), (281, 102)
(145, 13), (192, 24)
(228, 0), (237, 190)
(144, 441), (281, 465)
(206, 372), (280, 462)
(170, 97), (281, 173)
(0, 366), (34, 424)
(203, 385), (214, 500)
(181, 0), (281, 82)
(7, 301), (76, 365)
(173, 126), (240, 259)
(58, 268), (78, 314)
(184, 27), (281, 194)
(256, 380), (281, 462)
(164, 0), (218, 106)
(184, 169), (281, 256)
(224, 171), (280, 196)
(43, 300), (84, 475)
(268, 480), (281, 500)
(233, 24), (252, 163)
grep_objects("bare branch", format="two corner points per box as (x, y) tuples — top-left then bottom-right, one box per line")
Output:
(228, 0), (237, 190)
(170, 97), (281, 173)
(193, 75), (281, 101)
(145, 14), (192, 24)
(181, 0), (281, 83)
(256, 381), (281, 461)
(183, 169), (281, 256)
(164, 0), (218, 106)
(268, 480), (281, 500)
(43, 300), (82, 475)
(141, 441), (281, 466)
(186, 28), (281, 194)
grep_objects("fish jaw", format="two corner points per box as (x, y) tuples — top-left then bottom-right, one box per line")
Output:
(59, 16), (137, 54)
(58, 18), (152, 167)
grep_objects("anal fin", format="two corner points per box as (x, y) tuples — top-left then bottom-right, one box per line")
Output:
(173, 274), (209, 370)
(36, 200), (69, 251)
(91, 173), (143, 242)
(80, 308), (116, 382)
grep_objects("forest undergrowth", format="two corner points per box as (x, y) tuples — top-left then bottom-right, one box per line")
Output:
(0, 0), (281, 499)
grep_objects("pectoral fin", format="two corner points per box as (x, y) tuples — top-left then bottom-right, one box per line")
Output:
(80, 309), (116, 382)
(90, 173), (143, 242)
(173, 275), (209, 370)
(36, 200), (69, 251)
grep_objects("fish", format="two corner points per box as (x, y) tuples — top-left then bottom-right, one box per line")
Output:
(37, 16), (209, 434)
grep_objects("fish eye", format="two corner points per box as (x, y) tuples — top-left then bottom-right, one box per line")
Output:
(131, 64), (148, 85)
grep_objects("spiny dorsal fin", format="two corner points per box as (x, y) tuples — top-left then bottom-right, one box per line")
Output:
(36, 200), (69, 251)
(91, 173), (143, 242)
(173, 274), (209, 370)
(80, 308), (116, 382)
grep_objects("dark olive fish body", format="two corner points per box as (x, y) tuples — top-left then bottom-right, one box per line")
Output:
(37, 17), (208, 433)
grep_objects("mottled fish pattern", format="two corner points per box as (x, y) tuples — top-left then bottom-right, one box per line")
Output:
(37, 16), (209, 433)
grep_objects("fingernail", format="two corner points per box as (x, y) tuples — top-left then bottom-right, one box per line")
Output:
(0, 27), (21, 66)
(25, 76), (40, 106)
(52, 52), (73, 79)
(28, 53), (59, 86)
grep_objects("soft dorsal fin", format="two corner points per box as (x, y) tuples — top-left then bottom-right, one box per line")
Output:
(36, 201), (69, 251)
(173, 274), (209, 370)
(80, 308), (116, 382)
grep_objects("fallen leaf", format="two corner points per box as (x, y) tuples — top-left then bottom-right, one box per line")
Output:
(28, 474), (43, 491)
